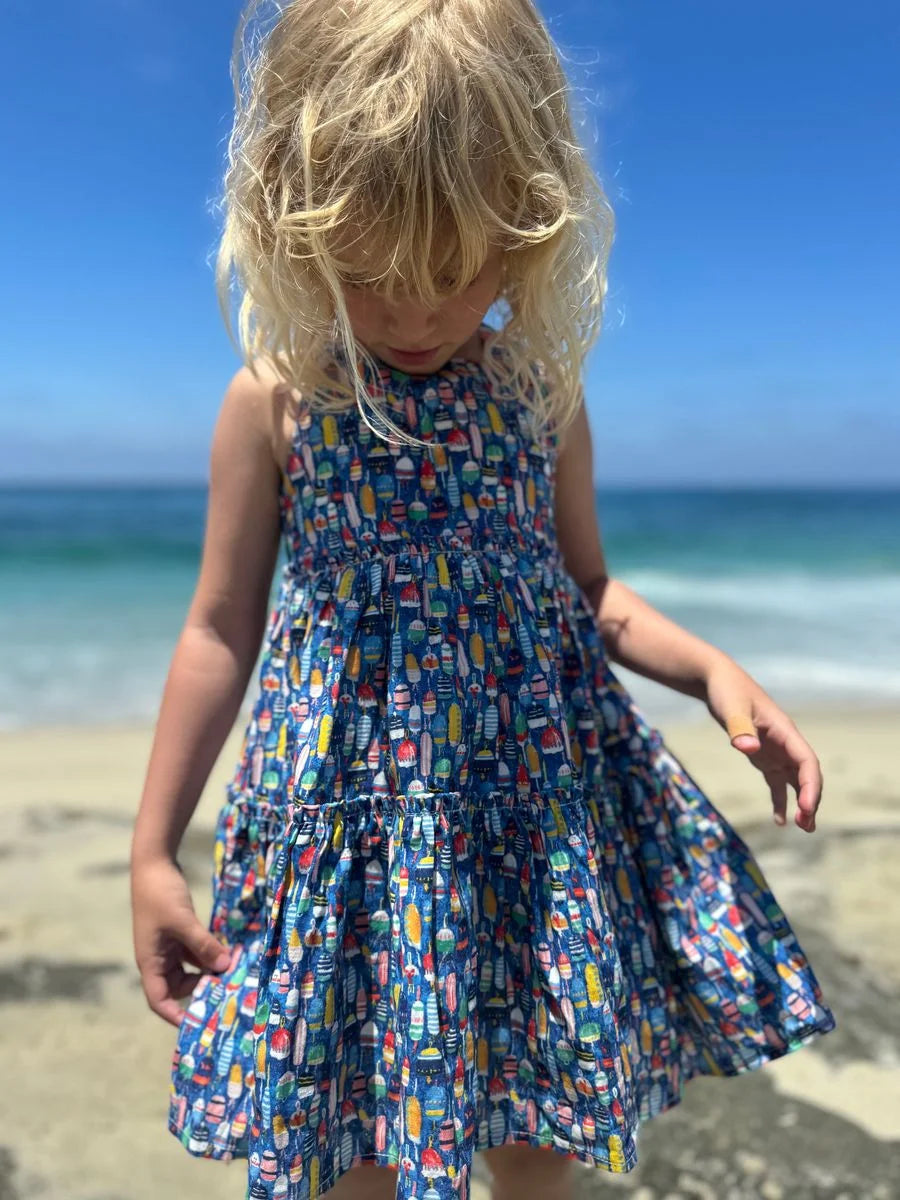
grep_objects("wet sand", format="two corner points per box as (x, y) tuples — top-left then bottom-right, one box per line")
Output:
(1, 705), (898, 1199)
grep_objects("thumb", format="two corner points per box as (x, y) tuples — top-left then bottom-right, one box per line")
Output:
(725, 712), (761, 754)
(181, 922), (232, 972)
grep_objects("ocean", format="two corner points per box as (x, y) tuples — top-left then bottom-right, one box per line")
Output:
(2, 484), (897, 733)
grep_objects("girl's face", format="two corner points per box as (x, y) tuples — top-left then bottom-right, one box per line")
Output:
(337, 243), (505, 374)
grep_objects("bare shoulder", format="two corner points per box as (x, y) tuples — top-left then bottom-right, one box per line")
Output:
(233, 355), (310, 476)
(219, 359), (281, 461)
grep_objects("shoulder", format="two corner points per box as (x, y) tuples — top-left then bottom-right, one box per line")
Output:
(222, 356), (308, 472)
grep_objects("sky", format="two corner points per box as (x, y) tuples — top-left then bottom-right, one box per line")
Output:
(1, 0), (897, 485)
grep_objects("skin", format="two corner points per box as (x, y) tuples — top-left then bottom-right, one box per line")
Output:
(338, 242), (507, 376)
(131, 249), (824, 1200)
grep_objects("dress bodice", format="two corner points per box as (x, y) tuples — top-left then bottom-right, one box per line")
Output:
(276, 328), (562, 581)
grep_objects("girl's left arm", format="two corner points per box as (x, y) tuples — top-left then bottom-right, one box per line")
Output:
(554, 395), (821, 833)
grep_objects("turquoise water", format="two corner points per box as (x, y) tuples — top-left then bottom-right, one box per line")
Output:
(2, 484), (898, 731)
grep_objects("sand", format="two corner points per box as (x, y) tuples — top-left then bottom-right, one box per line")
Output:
(1, 705), (898, 1199)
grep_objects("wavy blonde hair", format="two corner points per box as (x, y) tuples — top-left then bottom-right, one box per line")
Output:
(215, 0), (615, 448)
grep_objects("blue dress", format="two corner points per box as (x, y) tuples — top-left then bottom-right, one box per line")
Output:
(167, 325), (835, 1199)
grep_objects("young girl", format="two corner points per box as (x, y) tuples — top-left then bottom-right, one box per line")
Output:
(130, 2), (836, 1198)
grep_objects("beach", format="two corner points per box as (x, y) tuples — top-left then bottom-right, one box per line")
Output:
(2, 705), (898, 1199)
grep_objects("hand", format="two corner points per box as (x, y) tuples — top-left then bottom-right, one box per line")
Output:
(130, 854), (233, 1027)
(702, 656), (822, 833)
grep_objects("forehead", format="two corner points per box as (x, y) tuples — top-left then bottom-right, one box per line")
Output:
(326, 214), (478, 275)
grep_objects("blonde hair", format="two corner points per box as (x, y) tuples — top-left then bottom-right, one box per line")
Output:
(214, 0), (615, 448)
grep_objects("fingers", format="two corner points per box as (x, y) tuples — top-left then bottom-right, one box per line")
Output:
(142, 967), (194, 1028)
(181, 944), (219, 972)
(795, 753), (822, 832)
(781, 727), (821, 831)
(725, 713), (758, 743)
(181, 922), (233, 973)
(141, 952), (221, 1027)
(169, 961), (209, 1000)
(137, 926), (233, 1028)
(769, 775), (788, 826)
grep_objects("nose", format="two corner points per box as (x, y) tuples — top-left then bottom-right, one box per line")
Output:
(383, 298), (441, 344)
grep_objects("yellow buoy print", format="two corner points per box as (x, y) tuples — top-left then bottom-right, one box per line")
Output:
(745, 858), (768, 891)
(477, 1036), (489, 1073)
(641, 1017), (652, 1055)
(615, 866), (632, 904)
(256, 1034), (267, 1075)
(608, 1133), (626, 1170)
(469, 631), (485, 671)
(337, 567), (356, 600)
(701, 1046), (725, 1075)
(322, 413), (338, 447)
(360, 482), (375, 517)
(404, 903), (422, 948)
(722, 925), (744, 956)
(316, 713), (333, 755)
(448, 703), (462, 745)
(687, 993), (712, 1025)
(437, 554), (450, 588)
(585, 961), (603, 1005)
(620, 1039), (632, 1082)
(548, 795), (566, 837)
(324, 984), (335, 1026)
(526, 742), (541, 777)
(310, 1154), (320, 1197)
(406, 1095), (422, 1142)
(288, 926), (303, 961)
(486, 400), (504, 434)
(346, 643), (361, 678)
(537, 1002), (548, 1038)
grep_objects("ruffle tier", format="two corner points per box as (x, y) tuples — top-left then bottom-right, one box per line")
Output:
(168, 750), (835, 1200)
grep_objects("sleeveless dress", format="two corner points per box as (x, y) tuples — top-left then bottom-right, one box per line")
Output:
(167, 325), (836, 1199)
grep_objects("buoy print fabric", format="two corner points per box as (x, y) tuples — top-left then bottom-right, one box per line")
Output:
(167, 326), (836, 1198)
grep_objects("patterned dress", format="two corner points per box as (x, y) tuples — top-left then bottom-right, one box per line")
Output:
(167, 324), (835, 1199)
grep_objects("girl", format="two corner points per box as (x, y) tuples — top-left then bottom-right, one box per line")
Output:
(129, 1), (836, 1198)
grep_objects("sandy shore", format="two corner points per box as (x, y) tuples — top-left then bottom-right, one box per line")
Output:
(1, 705), (898, 1199)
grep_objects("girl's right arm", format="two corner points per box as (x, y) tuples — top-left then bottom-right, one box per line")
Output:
(129, 365), (283, 1026)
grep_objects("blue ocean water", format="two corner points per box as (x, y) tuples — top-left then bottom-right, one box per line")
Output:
(1, 484), (897, 732)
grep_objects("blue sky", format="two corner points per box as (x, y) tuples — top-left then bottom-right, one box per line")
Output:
(2, 0), (897, 484)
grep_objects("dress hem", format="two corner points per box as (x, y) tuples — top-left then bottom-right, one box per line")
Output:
(165, 1009), (833, 1186)
(165, 1114), (640, 1180)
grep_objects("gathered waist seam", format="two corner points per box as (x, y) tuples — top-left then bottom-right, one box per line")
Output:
(280, 545), (565, 578)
